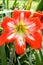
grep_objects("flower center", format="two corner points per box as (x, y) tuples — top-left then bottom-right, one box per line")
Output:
(15, 20), (27, 34)
(13, 12), (28, 35)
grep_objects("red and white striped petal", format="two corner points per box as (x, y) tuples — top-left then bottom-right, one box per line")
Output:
(25, 17), (41, 32)
(25, 32), (42, 49)
(0, 32), (9, 46)
(0, 31), (17, 46)
(24, 11), (31, 18)
(12, 10), (21, 19)
(14, 35), (26, 54)
(12, 10), (31, 19)
(41, 23), (43, 31)
(1, 17), (16, 32)
(33, 11), (43, 18)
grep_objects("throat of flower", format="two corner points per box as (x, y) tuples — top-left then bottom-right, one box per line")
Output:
(14, 19), (27, 35)
(14, 12), (28, 35)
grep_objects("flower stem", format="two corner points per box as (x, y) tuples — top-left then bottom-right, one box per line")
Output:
(39, 50), (43, 65)
(35, 50), (40, 65)
(24, 0), (33, 10)
(3, 0), (6, 9)
(7, 0), (9, 9)
(0, 45), (7, 65)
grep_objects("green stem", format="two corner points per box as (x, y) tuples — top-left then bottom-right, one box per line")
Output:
(7, 0), (9, 9)
(24, 0), (33, 10)
(39, 50), (43, 65)
(17, 58), (21, 65)
(3, 0), (6, 9)
(26, 48), (33, 65)
(9, 44), (16, 65)
(12, 0), (17, 9)
(0, 45), (7, 65)
(34, 50), (40, 65)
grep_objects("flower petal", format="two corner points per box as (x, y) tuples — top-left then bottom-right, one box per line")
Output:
(15, 36), (26, 54)
(12, 10), (31, 19)
(0, 37), (4, 46)
(27, 17), (41, 32)
(25, 32), (42, 49)
(41, 23), (43, 31)
(24, 11), (31, 18)
(0, 31), (16, 46)
(33, 11), (43, 18)
(33, 11), (43, 31)
(12, 10), (20, 19)
(0, 32), (8, 46)
(1, 17), (16, 32)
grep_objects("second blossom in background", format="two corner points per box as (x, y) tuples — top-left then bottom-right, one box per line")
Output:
(33, 11), (43, 32)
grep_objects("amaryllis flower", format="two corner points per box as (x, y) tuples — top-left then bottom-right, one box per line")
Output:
(0, 10), (42, 54)
(33, 11), (43, 32)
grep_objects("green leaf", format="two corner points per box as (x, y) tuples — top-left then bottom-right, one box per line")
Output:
(30, 0), (41, 12)
(36, 0), (43, 11)
(0, 45), (7, 65)
(12, 0), (17, 9)
(39, 50), (43, 65)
